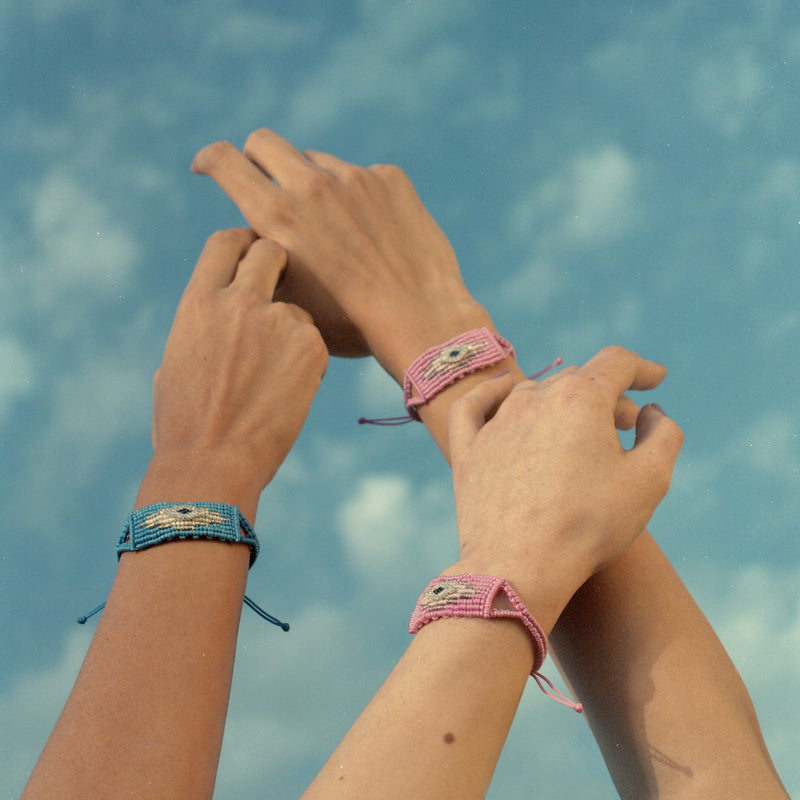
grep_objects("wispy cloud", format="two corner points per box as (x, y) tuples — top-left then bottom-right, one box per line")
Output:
(0, 336), (35, 429)
(0, 629), (92, 796)
(510, 144), (643, 253)
(337, 472), (457, 589)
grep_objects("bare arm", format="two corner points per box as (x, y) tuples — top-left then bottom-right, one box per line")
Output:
(302, 352), (682, 800)
(22, 231), (328, 800)
(194, 131), (790, 799)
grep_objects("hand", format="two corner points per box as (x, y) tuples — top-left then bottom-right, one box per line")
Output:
(444, 346), (683, 632)
(139, 228), (328, 518)
(191, 130), (490, 379)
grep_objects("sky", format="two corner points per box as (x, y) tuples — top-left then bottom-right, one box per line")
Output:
(1, 0), (798, 797)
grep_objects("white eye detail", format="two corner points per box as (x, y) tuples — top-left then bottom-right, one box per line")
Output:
(422, 342), (486, 379)
(420, 579), (476, 609)
(143, 505), (229, 531)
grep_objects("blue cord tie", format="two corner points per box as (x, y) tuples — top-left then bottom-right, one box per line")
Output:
(77, 595), (290, 630)
(77, 502), (289, 630)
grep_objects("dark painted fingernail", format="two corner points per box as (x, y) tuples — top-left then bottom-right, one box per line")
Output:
(651, 403), (667, 415)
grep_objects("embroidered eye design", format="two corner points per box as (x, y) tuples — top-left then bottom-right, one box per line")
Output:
(422, 342), (487, 379)
(420, 578), (476, 610)
(142, 504), (229, 531)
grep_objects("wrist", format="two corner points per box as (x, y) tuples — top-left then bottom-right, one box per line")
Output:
(372, 298), (495, 384)
(136, 449), (263, 524)
(440, 555), (584, 636)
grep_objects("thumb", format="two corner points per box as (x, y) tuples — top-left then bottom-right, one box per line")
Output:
(448, 372), (514, 466)
(631, 403), (684, 501)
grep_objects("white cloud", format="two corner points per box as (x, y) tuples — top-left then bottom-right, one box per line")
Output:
(1, 629), (92, 797)
(30, 170), (139, 307)
(282, 0), (480, 136)
(549, 293), (646, 361)
(0, 336), (35, 428)
(693, 50), (765, 132)
(18, 332), (156, 537)
(741, 409), (800, 475)
(758, 310), (799, 348)
(203, 9), (315, 53)
(691, 562), (800, 796)
(511, 145), (642, 251)
(30, 0), (100, 21)
(337, 473), (457, 587)
(217, 598), (411, 797)
(493, 257), (567, 314)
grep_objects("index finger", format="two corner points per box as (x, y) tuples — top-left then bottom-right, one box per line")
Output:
(188, 228), (257, 290)
(233, 237), (288, 300)
(192, 141), (284, 238)
(578, 345), (667, 404)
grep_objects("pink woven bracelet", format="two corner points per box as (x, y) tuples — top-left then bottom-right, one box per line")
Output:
(410, 574), (583, 712)
(402, 328), (515, 420)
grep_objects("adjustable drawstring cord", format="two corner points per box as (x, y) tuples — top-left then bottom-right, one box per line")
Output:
(78, 595), (290, 631)
(359, 356), (564, 426)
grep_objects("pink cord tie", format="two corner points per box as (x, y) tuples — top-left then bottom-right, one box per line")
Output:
(410, 574), (583, 713)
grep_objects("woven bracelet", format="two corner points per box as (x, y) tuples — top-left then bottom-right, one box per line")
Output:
(359, 328), (516, 425)
(117, 502), (260, 567)
(403, 328), (515, 419)
(410, 574), (582, 712)
(359, 329), (564, 426)
(77, 502), (289, 631)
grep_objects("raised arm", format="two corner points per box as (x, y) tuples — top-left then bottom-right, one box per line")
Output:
(193, 131), (790, 799)
(301, 350), (681, 800)
(21, 230), (328, 800)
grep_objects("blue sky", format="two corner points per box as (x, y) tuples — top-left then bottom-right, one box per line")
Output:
(1, 0), (798, 797)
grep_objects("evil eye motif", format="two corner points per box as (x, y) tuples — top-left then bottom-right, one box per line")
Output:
(422, 341), (487, 379)
(419, 578), (477, 610)
(142, 504), (229, 531)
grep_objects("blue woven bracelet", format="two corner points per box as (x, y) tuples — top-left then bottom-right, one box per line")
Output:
(117, 502), (260, 567)
(77, 502), (290, 631)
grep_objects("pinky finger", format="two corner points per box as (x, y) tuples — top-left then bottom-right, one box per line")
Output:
(615, 395), (640, 431)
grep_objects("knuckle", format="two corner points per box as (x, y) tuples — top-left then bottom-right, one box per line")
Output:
(179, 283), (211, 311)
(290, 314), (329, 367)
(599, 343), (631, 360)
(299, 168), (337, 198)
(206, 227), (251, 247)
(250, 236), (287, 262)
(194, 140), (237, 174)
(370, 162), (408, 183)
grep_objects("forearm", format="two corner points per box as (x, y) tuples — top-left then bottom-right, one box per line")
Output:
(550, 532), (789, 800)
(395, 315), (786, 798)
(302, 612), (533, 800)
(22, 457), (254, 800)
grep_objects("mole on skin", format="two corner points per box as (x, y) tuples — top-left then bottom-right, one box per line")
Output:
(443, 732), (455, 744)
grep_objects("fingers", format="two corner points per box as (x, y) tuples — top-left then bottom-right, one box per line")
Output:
(243, 128), (315, 185)
(189, 228), (257, 289)
(614, 395), (641, 430)
(578, 345), (667, 404)
(192, 141), (281, 235)
(303, 149), (356, 176)
(448, 372), (514, 466)
(234, 237), (288, 299)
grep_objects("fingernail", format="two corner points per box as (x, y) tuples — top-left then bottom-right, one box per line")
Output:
(651, 403), (667, 415)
